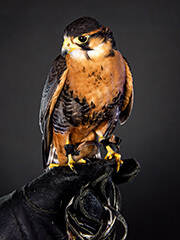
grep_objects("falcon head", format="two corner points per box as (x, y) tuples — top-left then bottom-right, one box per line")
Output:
(61, 17), (116, 60)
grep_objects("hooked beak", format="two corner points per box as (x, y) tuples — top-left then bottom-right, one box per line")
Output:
(61, 37), (75, 57)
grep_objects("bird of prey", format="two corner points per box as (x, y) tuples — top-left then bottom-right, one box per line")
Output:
(39, 17), (133, 171)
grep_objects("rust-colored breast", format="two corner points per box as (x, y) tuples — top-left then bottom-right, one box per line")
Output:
(66, 50), (126, 115)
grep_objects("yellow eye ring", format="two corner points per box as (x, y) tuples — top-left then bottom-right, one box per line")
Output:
(73, 35), (90, 44)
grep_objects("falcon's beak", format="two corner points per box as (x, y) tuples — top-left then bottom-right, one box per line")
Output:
(61, 37), (75, 57)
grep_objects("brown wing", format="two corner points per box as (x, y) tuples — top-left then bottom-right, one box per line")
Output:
(39, 54), (67, 167)
(119, 57), (134, 124)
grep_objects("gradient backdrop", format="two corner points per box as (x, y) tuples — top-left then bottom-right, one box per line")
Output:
(0, 0), (179, 239)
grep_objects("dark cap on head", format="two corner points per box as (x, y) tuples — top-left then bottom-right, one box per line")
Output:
(64, 17), (102, 37)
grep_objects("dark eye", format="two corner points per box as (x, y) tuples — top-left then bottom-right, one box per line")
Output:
(74, 35), (90, 45)
(78, 36), (88, 43)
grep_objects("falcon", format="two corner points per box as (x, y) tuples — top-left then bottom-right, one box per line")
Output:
(39, 17), (133, 171)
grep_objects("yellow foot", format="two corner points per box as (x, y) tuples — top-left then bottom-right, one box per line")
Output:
(68, 154), (76, 171)
(49, 163), (60, 169)
(105, 145), (123, 171)
(76, 158), (86, 164)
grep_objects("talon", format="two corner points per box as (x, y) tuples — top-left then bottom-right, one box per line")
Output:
(104, 145), (115, 160)
(116, 155), (123, 172)
(49, 163), (60, 169)
(105, 145), (123, 171)
(77, 158), (86, 164)
(68, 154), (76, 171)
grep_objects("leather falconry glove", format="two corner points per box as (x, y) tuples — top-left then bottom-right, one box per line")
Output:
(0, 158), (140, 240)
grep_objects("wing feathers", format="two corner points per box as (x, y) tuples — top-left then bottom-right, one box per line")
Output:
(39, 55), (67, 134)
(39, 54), (67, 167)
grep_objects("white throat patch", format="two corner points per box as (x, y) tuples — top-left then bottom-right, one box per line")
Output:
(70, 49), (88, 60)
(70, 42), (108, 61)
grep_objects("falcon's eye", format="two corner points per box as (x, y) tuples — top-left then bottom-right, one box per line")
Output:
(78, 36), (88, 42)
(73, 35), (90, 44)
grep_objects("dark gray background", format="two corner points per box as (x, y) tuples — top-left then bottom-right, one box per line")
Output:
(0, 0), (179, 239)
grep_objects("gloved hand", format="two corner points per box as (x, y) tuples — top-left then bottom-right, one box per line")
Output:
(0, 158), (140, 240)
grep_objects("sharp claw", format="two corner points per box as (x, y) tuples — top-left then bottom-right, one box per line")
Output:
(68, 162), (77, 173)
(68, 156), (75, 169)
(68, 162), (74, 170)
(105, 145), (123, 171)
(116, 155), (123, 172)
(67, 154), (78, 173)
